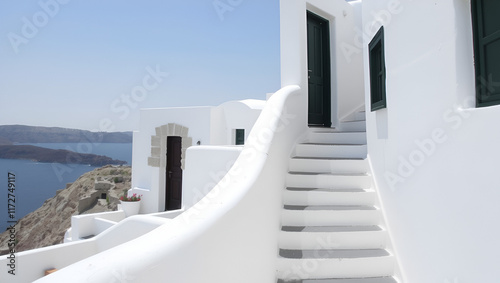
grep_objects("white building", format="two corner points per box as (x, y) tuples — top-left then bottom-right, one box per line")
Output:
(129, 99), (265, 214)
(2, 0), (499, 282)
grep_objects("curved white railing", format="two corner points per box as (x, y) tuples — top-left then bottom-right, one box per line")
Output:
(3, 85), (305, 283)
(0, 213), (172, 283)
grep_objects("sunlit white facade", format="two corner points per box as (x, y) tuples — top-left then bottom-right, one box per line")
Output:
(2, 1), (500, 282)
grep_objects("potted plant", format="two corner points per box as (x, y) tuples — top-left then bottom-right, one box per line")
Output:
(119, 189), (142, 217)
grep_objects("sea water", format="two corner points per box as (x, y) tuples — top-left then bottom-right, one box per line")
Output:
(0, 143), (132, 232)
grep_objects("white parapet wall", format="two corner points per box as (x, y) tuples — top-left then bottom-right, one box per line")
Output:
(129, 143), (244, 214)
(182, 145), (243, 209)
(67, 210), (126, 242)
(28, 85), (305, 283)
(0, 214), (171, 283)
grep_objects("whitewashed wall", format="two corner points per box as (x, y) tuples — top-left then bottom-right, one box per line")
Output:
(280, 0), (365, 127)
(131, 100), (263, 213)
(363, 0), (500, 282)
(182, 145), (242, 209)
(131, 107), (212, 213)
(210, 99), (265, 145)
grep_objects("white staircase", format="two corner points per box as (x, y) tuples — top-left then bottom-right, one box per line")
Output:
(276, 113), (398, 283)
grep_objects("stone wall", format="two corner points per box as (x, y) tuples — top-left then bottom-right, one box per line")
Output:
(148, 123), (192, 169)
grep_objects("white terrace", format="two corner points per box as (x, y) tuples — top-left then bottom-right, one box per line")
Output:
(2, 0), (500, 282)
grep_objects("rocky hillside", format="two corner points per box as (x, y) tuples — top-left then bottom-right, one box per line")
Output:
(0, 166), (132, 255)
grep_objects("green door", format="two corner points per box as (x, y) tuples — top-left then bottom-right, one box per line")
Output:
(472, 0), (500, 107)
(307, 12), (331, 127)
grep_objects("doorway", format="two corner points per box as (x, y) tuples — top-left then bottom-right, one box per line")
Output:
(307, 11), (331, 127)
(165, 136), (182, 211)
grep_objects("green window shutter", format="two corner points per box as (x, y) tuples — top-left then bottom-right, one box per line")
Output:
(369, 27), (387, 111)
(472, 0), (500, 107)
(235, 129), (245, 145)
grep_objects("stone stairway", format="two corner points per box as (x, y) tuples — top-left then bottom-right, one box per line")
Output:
(276, 112), (398, 283)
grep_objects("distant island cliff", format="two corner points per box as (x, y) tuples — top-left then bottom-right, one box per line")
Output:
(0, 125), (131, 165)
(0, 125), (132, 143)
(0, 145), (127, 166)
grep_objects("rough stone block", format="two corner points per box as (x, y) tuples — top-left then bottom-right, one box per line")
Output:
(161, 124), (169, 136)
(148, 157), (160, 167)
(174, 125), (182, 136)
(180, 126), (189, 138)
(182, 137), (193, 148)
(151, 136), (161, 147)
(167, 123), (175, 136)
(95, 181), (113, 191)
(151, 146), (161, 157)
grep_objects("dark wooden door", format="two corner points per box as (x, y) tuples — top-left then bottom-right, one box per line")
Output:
(307, 12), (331, 127)
(166, 136), (182, 211)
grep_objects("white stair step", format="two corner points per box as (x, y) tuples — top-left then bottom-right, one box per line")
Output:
(339, 110), (367, 124)
(294, 144), (367, 159)
(306, 131), (366, 145)
(339, 121), (366, 132)
(276, 252), (394, 279)
(281, 206), (381, 226)
(277, 131), (397, 282)
(283, 188), (376, 206)
(279, 226), (388, 250)
(286, 173), (371, 190)
(308, 127), (337, 133)
(341, 117), (365, 123)
(289, 158), (368, 174)
(353, 110), (366, 121)
(279, 248), (389, 259)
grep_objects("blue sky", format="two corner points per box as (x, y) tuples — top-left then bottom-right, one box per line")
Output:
(0, 0), (281, 132)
